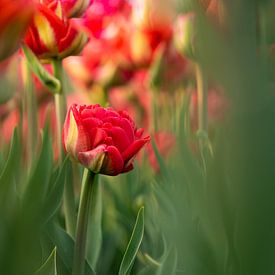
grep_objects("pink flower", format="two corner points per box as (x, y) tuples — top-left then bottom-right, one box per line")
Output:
(62, 104), (150, 175)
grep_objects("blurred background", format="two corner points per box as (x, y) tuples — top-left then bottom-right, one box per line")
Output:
(1, 0), (275, 274)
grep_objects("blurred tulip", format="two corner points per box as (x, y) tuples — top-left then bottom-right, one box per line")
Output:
(62, 104), (150, 175)
(0, 0), (34, 61)
(65, 5), (133, 88)
(42, 0), (92, 18)
(74, 0), (131, 38)
(130, 0), (173, 67)
(174, 13), (196, 60)
(132, 0), (176, 32)
(149, 43), (187, 91)
(24, 0), (87, 60)
(109, 71), (151, 129)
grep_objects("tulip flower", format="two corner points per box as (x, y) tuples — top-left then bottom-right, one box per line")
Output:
(0, 0), (34, 61)
(42, 0), (92, 18)
(64, 0), (133, 88)
(132, 0), (175, 32)
(63, 104), (150, 176)
(24, 0), (87, 60)
(130, 0), (174, 67)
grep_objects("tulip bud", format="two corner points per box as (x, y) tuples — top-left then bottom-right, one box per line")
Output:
(0, 0), (34, 61)
(63, 104), (150, 176)
(174, 13), (197, 60)
(24, 1), (87, 60)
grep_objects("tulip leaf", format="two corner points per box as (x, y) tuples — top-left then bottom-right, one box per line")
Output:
(87, 175), (102, 269)
(47, 223), (96, 275)
(35, 247), (57, 275)
(119, 206), (145, 275)
(22, 127), (53, 217)
(0, 128), (21, 204)
(149, 44), (165, 90)
(151, 138), (170, 182)
(22, 44), (61, 94)
(42, 157), (69, 225)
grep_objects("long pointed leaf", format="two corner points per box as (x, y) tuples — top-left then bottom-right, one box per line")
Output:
(119, 207), (145, 275)
(0, 129), (21, 204)
(35, 247), (57, 275)
(47, 224), (96, 275)
(42, 157), (69, 225)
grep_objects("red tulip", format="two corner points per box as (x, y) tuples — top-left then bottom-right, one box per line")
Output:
(62, 104), (150, 175)
(42, 0), (92, 18)
(0, 0), (34, 61)
(130, 0), (174, 67)
(24, 0), (87, 60)
(132, 0), (175, 32)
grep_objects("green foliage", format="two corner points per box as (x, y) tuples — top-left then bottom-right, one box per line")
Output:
(119, 207), (145, 275)
(47, 223), (96, 275)
(35, 247), (57, 275)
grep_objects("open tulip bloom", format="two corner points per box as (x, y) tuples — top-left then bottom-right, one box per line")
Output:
(24, 0), (87, 60)
(62, 104), (150, 176)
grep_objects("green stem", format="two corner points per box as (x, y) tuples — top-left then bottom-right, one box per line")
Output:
(150, 88), (159, 133)
(195, 63), (208, 134)
(52, 59), (76, 236)
(52, 59), (66, 163)
(73, 169), (96, 275)
(23, 59), (38, 169)
(195, 63), (209, 170)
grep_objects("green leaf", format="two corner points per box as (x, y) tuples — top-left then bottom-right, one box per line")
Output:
(22, 44), (61, 94)
(148, 44), (165, 90)
(156, 247), (178, 275)
(22, 128), (53, 216)
(119, 207), (145, 275)
(87, 175), (102, 269)
(35, 247), (57, 275)
(151, 138), (170, 182)
(47, 224), (96, 275)
(42, 157), (69, 225)
(0, 129), (21, 204)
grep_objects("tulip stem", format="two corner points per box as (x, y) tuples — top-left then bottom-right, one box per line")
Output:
(23, 58), (38, 168)
(52, 58), (76, 237)
(195, 63), (208, 134)
(73, 169), (96, 275)
(195, 63), (209, 169)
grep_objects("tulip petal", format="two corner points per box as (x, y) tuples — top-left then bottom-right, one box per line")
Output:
(62, 105), (90, 159)
(122, 136), (150, 163)
(89, 127), (107, 147)
(108, 126), (131, 153)
(78, 144), (107, 173)
(101, 145), (124, 176)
